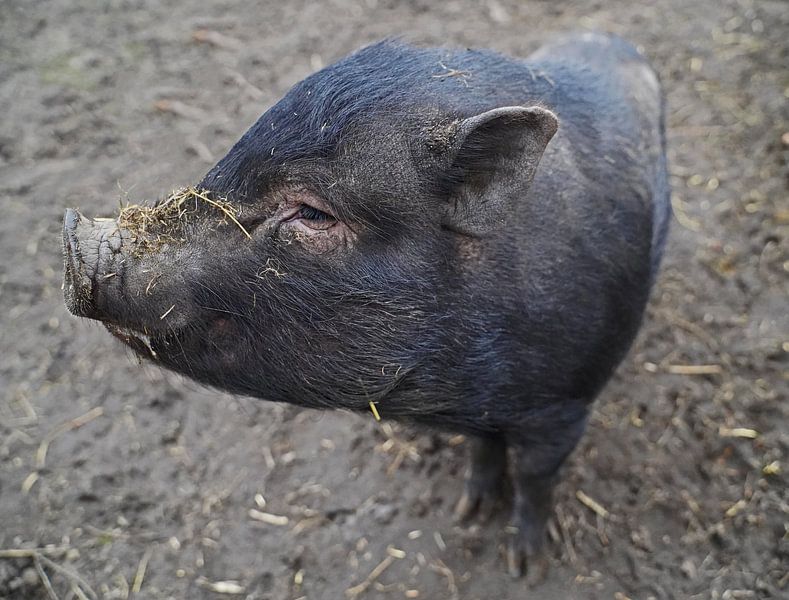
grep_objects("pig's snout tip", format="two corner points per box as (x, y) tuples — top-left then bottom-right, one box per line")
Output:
(62, 208), (95, 318)
(63, 208), (82, 258)
(64, 207), (81, 232)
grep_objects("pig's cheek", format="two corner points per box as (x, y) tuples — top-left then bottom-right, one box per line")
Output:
(455, 236), (483, 262)
(206, 318), (241, 367)
(299, 231), (341, 254)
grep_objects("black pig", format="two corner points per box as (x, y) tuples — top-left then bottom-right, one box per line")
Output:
(63, 32), (669, 578)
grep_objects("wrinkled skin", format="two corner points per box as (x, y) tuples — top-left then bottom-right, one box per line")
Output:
(63, 32), (669, 580)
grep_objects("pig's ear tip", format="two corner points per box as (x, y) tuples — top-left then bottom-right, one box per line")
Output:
(455, 105), (558, 154)
(536, 106), (559, 138)
(512, 105), (559, 139)
(461, 105), (558, 136)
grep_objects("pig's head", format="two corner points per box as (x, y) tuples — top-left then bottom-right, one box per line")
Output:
(63, 41), (557, 416)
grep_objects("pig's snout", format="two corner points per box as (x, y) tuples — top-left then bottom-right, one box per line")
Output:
(62, 208), (126, 320)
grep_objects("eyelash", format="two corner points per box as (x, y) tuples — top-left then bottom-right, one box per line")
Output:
(298, 204), (334, 221)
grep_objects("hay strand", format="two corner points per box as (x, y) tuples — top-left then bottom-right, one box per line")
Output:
(117, 186), (250, 253)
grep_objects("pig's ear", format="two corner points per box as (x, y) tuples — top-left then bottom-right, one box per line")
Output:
(440, 106), (558, 236)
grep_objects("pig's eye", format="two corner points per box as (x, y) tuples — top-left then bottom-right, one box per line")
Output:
(273, 191), (354, 251)
(271, 189), (351, 249)
(296, 204), (337, 229)
(298, 205), (332, 221)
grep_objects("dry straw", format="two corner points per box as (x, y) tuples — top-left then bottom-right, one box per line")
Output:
(118, 186), (250, 250)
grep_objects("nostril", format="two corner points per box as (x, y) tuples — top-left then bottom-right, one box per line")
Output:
(64, 208), (81, 233)
(63, 208), (83, 261)
(62, 208), (95, 318)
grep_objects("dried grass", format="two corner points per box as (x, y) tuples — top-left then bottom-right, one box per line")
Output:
(117, 186), (250, 252)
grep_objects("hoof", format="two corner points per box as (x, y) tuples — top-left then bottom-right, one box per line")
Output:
(506, 526), (549, 584)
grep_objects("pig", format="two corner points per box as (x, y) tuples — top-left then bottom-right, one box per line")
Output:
(63, 32), (669, 579)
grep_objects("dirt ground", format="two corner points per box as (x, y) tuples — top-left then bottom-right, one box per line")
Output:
(1, 0), (787, 598)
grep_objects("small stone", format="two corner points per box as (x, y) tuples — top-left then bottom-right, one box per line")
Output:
(22, 567), (39, 586)
(371, 502), (397, 525)
(681, 558), (697, 579)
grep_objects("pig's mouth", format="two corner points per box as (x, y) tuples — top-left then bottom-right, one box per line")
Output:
(105, 318), (238, 373)
(104, 323), (165, 359)
(104, 319), (207, 361)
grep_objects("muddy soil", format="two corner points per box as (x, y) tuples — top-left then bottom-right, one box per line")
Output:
(1, 0), (787, 598)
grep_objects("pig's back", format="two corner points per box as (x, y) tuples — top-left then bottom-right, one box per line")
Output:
(526, 34), (668, 387)
(525, 32), (669, 276)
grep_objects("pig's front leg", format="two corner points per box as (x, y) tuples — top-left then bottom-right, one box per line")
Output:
(506, 466), (555, 581)
(506, 411), (588, 581)
(454, 435), (507, 522)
